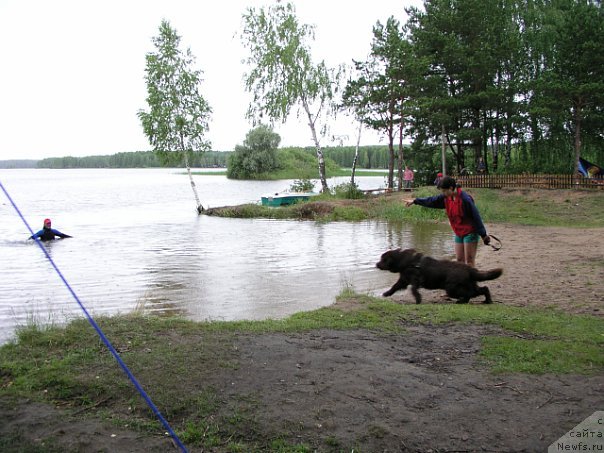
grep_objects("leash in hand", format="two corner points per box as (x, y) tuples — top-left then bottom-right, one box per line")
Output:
(486, 234), (502, 251)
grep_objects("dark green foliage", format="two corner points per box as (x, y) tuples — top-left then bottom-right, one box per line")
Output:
(528, 0), (604, 174)
(227, 125), (281, 179)
(35, 151), (230, 169)
(342, 0), (604, 176)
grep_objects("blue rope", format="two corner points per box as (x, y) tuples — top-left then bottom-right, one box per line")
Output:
(0, 180), (188, 453)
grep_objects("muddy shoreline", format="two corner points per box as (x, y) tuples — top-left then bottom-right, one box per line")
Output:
(1, 222), (603, 452)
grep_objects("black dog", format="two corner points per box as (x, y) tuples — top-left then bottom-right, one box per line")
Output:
(376, 248), (503, 304)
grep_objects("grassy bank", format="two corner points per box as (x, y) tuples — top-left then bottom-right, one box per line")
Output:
(1, 292), (602, 451)
(191, 169), (389, 178)
(205, 187), (604, 227)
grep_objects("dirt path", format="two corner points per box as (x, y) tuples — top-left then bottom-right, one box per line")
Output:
(380, 224), (604, 317)
(1, 224), (603, 452)
(481, 224), (603, 316)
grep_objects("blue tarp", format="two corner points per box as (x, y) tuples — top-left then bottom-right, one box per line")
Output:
(578, 157), (603, 178)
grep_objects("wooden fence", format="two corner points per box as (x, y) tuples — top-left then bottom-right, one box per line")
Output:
(456, 174), (604, 190)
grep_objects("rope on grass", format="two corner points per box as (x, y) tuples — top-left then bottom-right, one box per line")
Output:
(0, 180), (188, 453)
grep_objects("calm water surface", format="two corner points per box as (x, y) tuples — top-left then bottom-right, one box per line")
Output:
(0, 169), (451, 343)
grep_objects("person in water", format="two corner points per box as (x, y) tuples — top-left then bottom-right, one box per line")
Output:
(29, 218), (72, 241)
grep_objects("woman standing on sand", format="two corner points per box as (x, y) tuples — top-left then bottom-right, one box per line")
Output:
(403, 176), (490, 267)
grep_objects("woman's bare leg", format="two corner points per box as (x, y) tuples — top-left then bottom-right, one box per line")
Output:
(464, 241), (479, 267)
(455, 242), (465, 263)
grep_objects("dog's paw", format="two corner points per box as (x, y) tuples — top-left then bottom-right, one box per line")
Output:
(382, 291), (393, 297)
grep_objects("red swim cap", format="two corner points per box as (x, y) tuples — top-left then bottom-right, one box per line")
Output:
(44, 218), (51, 225)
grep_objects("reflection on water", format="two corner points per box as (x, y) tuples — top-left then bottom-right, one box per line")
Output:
(0, 169), (451, 344)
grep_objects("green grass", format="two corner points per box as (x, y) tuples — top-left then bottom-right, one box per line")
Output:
(1, 295), (601, 402)
(328, 169), (389, 177)
(481, 337), (603, 374)
(1, 292), (602, 451)
(469, 188), (604, 227)
(191, 170), (227, 176)
(186, 164), (604, 225)
(0, 433), (64, 453)
(339, 296), (604, 374)
(187, 165), (604, 227)
(205, 185), (604, 227)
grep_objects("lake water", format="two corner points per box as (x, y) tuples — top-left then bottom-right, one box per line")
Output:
(0, 168), (451, 344)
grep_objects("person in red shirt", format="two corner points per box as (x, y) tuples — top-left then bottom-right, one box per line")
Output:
(403, 166), (414, 191)
(403, 176), (490, 267)
(433, 172), (443, 186)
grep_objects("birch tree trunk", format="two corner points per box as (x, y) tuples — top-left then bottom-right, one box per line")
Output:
(350, 121), (362, 186)
(184, 153), (204, 214)
(303, 101), (328, 192)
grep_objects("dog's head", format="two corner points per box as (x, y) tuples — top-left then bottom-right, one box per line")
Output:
(376, 248), (421, 273)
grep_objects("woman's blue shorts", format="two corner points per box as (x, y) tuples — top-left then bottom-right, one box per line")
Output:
(454, 232), (480, 244)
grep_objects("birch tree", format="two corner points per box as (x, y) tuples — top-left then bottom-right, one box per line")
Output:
(240, 2), (341, 192)
(343, 17), (420, 189)
(138, 20), (212, 214)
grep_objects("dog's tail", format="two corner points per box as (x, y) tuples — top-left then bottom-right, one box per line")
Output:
(470, 268), (503, 282)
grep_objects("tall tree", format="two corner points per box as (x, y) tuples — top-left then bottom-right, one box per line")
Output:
(531, 0), (604, 175)
(343, 17), (423, 189)
(240, 2), (342, 192)
(408, 0), (513, 173)
(138, 19), (212, 214)
(490, 0), (525, 170)
(343, 55), (397, 187)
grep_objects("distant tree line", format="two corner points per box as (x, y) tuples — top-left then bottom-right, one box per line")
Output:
(29, 141), (597, 178)
(35, 151), (229, 169)
(0, 160), (38, 169)
(1, 147), (419, 171)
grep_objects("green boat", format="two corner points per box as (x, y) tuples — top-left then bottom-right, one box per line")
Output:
(261, 192), (317, 207)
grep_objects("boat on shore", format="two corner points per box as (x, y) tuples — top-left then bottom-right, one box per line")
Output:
(261, 192), (317, 207)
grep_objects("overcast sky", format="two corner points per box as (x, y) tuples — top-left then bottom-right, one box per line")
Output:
(0, 0), (421, 160)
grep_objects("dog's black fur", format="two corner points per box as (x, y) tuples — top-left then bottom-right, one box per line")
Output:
(376, 248), (503, 304)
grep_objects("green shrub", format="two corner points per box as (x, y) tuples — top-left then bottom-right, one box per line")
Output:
(289, 179), (315, 192)
(227, 125), (280, 179)
(330, 182), (364, 199)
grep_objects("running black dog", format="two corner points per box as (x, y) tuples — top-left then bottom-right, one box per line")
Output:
(376, 248), (503, 304)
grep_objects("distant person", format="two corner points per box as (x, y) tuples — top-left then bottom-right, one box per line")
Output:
(434, 172), (443, 186)
(29, 218), (72, 241)
(403, 166), (414, 191)
(477, 157), (486, 174)
(403, 176), (490, 267)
